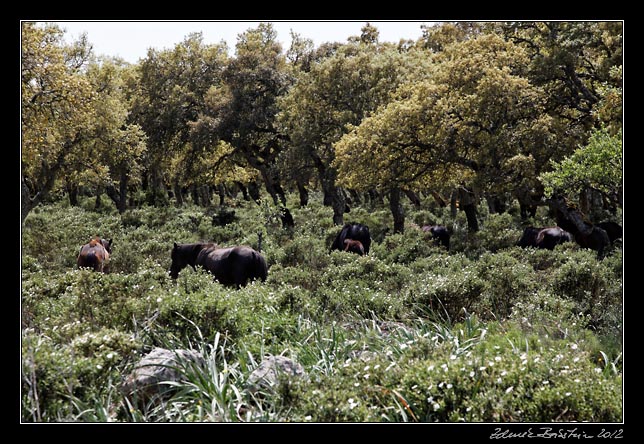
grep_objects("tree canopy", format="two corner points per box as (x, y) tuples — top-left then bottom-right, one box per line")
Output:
(21, 21), (623, 230)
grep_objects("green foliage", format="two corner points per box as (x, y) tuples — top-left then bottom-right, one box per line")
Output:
(540, 128), (623, 205)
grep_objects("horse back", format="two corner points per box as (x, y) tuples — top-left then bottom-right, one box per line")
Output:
(78, 242), (109, 272)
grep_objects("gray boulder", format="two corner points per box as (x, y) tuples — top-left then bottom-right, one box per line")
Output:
(246, 355), (306, 394)
(121, 347), (205, 402)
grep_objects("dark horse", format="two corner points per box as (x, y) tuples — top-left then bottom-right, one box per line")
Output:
(516, 227), (541, 248)
(331, 223), (371, 255)
(422, 225), (451, 250)
(534, 227), (574, 250)
(77, 236), (112, 272)
(517, 226), (573, 250)
(596, 221), (622, 245)
(169, 242), (268, 287)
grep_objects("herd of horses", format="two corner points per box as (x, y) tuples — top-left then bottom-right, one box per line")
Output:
(77, 217), (622, 288)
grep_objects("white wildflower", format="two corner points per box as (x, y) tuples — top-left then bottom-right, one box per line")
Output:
(505, 386), (514, 394)
(348, 398), (359, 410)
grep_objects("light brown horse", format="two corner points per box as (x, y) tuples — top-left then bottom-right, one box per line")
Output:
(343, 239), (365, 256)
(77, 236), (112, 272)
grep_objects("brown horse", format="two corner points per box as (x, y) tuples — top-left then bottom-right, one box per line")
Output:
(343, 239), (365, 255)
(77, 236), (112, 272)
(169, 242), (268, 288)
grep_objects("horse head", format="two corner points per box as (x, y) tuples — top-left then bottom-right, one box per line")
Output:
(169, 242), (213, 279)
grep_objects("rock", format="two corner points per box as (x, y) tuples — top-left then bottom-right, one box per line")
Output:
(121, 347), (205, 402)
(246, 355), (306, 394)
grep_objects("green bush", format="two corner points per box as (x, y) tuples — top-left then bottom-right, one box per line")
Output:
(21, 196), (623, 422)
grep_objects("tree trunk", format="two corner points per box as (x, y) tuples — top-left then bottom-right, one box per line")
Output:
(404, 189), (422, 208)
(549, 197), (593, 236)
(21, 177), (33, 223)
(458, 185), (479, 232)
(95, 188), (102, 210)
(430, 190), (447, 208)
(331, 188), (346, 226)
(67, 182), (79, 206)
(118, 170), (128, 213)
(199, 185), (211, 207)
(312, 154), (344, 225)
(173, 180), (184, 207)
(248, 181), (261, 203)
(235, 182), (250, 201)
(390, 187), (405, 234)
(105, 185), (120, 209)
(217, 184), (226, 206)
(348, 189), (362, 206)
(369, 190), (384, 206)
(190, 185), (199, 205)
(296, 179), (309, 207)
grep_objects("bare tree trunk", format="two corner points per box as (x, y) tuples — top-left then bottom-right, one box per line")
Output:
(66, 182), (79, 206)
(22, 177), (33, 223)
(404, 189), (422, 208)
(296, 179), (309, 207)
(118, 170), (128, 213)
(173, 180), (184, 207)
(217, 184), (226, 206)
(430, 190), (447, 208)
(390, 187), (405, 234)
(235, 181), (250, 201)
(458, 185), (479, 232)
(199, 185), (211, 207)
(248, 181), (261, 203)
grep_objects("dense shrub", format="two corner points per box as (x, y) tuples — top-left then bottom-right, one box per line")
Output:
(21, 197), (623, 422)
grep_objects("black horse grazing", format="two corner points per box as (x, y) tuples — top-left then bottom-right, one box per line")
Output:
(517, 227), (541, 248)
(534, 227), (574, 250)
(77, 236), (112, 272)
(596, 221), (622, 244)
(331, 223), (371, 255)
(169, 242), (268, 287)
(517, 226), (572, 250)
(422, 225), (451, 250)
